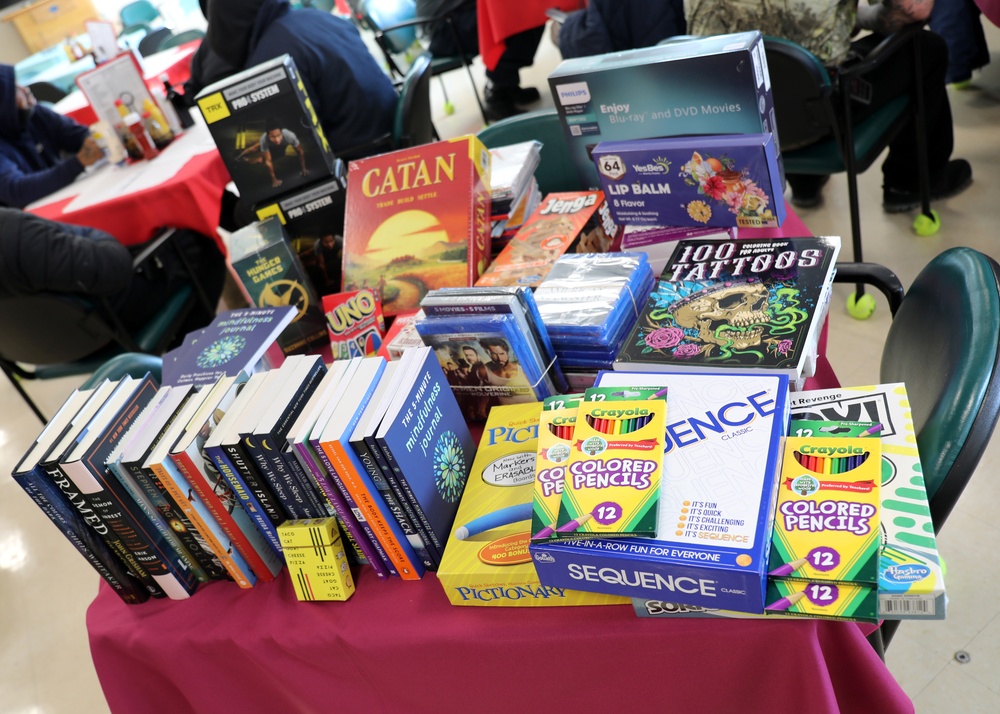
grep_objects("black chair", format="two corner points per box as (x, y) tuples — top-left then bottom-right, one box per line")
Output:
(138, 27), (174, 58)
(0, 229), (215, 423)
(28, 81), (68, 104)
(360, 0), (490, 124)
(765, 24), (934, 319)
(158, 28), (206, 51)
(833, 249), (1000, 656)
(477, 109), (582, 195)
(393, 50), (436, 148)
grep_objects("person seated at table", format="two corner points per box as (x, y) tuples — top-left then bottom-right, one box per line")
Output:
(205, 0), (397, 159)
(416, 0), (545, 120)
(0, 66), (105, 209)
(685, 0), (973, 212)
(0, 209), (226, 340)
(553, 0), (687, 59)
(236, 123), (309, 188)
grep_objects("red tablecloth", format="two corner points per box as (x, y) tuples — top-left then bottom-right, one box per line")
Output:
(26, 121), (231, 253)
(55, 42), (199, 127)
(478, 0), (585, 71)
(975, 0), (1000, 26)
(87, 569), (911, 714)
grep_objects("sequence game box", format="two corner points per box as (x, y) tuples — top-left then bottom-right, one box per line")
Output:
(548, 31), (778, 190)
(196, 54), (338, 206)
(341, 136), (492, 316)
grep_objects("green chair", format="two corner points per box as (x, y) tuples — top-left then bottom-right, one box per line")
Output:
(81, 352), (164, 389)
(393, 51), (436, 148)
(0, 229), (215, 423)
(120, 1), (162, 27)
(833, 248), (1000, 657)
(158, 28), (206, 51)
(477, 109), (582, 195)
(764, 24), (935, 318)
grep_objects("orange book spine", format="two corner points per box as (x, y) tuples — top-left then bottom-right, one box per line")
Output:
(150, 462), (255, 589)
(320, 438), (422, 580)
(171, 449), (278, 582)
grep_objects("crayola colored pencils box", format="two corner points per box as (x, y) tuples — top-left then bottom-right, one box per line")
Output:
(437, 402), (628, 607)
(531, 397), (582, 541)
(555, 387), (666, 538)
(769, 436), (882, 586)
(789, 384), (947, 619)
(764, 580), (878, 622)
(531, 370), (789, 614)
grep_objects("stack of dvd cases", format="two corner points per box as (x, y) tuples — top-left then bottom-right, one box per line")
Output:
(415, 287), (567, 421)
(534, 253), (655, 372)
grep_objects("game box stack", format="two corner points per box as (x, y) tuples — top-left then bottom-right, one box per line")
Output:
(414, 286), (567, 422)
(488, 141), (542, 257)
(195, 54), (338, 206)
(547, 31), (779, 190)
(534, 253), (655, 381)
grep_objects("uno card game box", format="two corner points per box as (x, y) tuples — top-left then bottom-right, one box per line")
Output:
(436, 402), (628, 607)
(475, 191), (622, 288)
(592, 133), (785, 229)
(196, 54), (338, 206)
(548, 31), (779, 189)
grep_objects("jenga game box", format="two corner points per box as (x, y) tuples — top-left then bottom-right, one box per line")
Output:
(475, 191), (621, 288)
(196, 54), (338, 206)
(341, 135), (492, 317)
(255, 160), (349, 298)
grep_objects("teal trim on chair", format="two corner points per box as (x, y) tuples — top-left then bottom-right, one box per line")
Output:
(477, 110), (582, 195)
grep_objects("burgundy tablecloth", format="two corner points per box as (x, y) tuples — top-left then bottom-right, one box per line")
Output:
(478, 0), (586, 71)
(88, 568), (911, 714)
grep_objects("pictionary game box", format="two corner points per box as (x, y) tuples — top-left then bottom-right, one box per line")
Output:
(592, 133), (785, 229)
(476, 191), (621, 288)
(436, 402), (629, 607)
(341, 136), (492, 316)
(255, 161), (349, 298)
(530, 370), (789, 613)
(547, 31), (778, 190)
(196, 54), (338, 206)
(634, 384), (947, 620)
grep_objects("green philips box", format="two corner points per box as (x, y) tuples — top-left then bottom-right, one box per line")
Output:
(547, 31), (780, 190)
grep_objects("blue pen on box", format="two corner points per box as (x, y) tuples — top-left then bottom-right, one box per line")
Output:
(454, 502), (532, 540)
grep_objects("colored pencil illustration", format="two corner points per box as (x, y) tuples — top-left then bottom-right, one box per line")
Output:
(454, 502), (532, 540)
(764, 590), (807, 612)
(532, 523), (557, 540)
(861, 423), (883, 436)
(768, 556), (809, 577)
(555, 512), (594, 533)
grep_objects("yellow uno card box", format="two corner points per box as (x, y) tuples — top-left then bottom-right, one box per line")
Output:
(278, 518), (355, 602)
(436, 402), (629, 607)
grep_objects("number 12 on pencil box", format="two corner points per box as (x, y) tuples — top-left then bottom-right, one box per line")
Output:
(556, 387), (667, 538)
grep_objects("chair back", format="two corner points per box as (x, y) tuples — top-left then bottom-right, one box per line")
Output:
(0, 294), (117, 365)
(158, 28), (206, 51)
(138, 27), (173, 57)
(120, 0), (161, 27)
(393, 51), (434, 148)
(762, 36), (837, 151)
(82, 352), (164, 389)
(880, 247), (1000, 530)
(28, 81), (68, 104)
(477, 109), (582, 195)
(362, 0), (418, 55)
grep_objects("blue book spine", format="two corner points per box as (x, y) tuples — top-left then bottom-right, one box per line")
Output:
(14, 465), (150, 604)
(205, 443), (284, 557)
(351, 437), (437, 570)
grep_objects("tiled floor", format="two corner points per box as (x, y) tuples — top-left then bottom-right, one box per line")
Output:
(2, 17), (1000, 714)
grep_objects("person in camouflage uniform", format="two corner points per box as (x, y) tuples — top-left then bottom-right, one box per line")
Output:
(684, 0), (972, 213)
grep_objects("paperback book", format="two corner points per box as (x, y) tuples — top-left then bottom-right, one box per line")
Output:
(614, 236), (841, 388)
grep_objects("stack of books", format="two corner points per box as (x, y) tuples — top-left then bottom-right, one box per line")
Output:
(533, 253), (655, 386)
(414, 286), (568, 421)
(487, 141), (542, 257)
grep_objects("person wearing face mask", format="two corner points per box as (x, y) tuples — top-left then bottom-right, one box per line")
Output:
(0, 65), (104, 209)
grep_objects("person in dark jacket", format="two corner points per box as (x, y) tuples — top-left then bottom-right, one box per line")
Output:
(0, 209), (225, 336)
(0, 65), (105, 208)
(555, 0), (687, 59)
(205, 0), (398, 158)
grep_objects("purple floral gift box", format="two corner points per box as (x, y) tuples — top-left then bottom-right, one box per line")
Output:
(591, 133), (785, 229)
